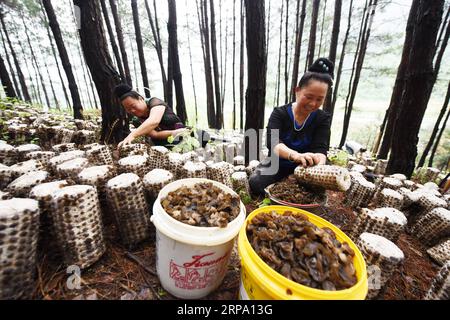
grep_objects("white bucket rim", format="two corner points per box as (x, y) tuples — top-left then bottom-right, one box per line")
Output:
(151, 178), (246, 246)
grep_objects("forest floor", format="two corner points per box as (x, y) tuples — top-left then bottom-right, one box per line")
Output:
(33, 191), (439, 300)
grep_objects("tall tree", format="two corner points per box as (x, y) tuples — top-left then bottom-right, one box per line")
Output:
(196, 0), (216, 128)
(387, 0), (445, 176)
(274, 0), (284, 107)
(74, 0), (128, 142)
(100, 0), (125, 82)
(167, 0), (187, 124)
(305, 0), (320, 70)
(419, 81), (450, 167)
(323, 0), (342, 115)
(145, 0), (167, 101)
(429, 105), (450, 168)
(42, 0), (83, 118)
(22, 15), (51, 109)
(210, 0), (222, 128)
(186, 0), (199, 124)
(339, 0), (378, 148)
(39, 0), (70, 108)
(378, 0), (423, 159)
(0, 11), (30, 102)
(290, 0), (307, 102)
(0, 52), (16, 98)
(131, 0), (150, 98)
(330, 0), (353, 122)
(109, 0), (132, 85)
(244, 0), (266, 161)
(284, 0), (289, 104)
(239, 0), (245, 130)
(0, 27), (19, 99)
(232, 0), (237, 129)
(317, 0), (328, 57)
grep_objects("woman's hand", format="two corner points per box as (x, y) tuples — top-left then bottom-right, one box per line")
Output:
(117, 132), (137, 149)
(291, 152), (318, 168)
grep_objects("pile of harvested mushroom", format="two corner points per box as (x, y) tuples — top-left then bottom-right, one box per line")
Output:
(269, 176), (326, 204)
(246, 211), (357, 291)
(161, 182), (240, 228)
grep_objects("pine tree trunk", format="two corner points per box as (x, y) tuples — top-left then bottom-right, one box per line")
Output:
(232, 0), (237, 129)
(305, 0), (320, 70)
(43, 0), (83, 118)
(378, 0), (420, 159)
(418, 81), (450, 168)
(196, 0), (216, 128)
(100, 0), (125, 82)
(244, 0), (266, 162)
(109, 0), (132, 86)
(317, 0), (328, 57)
(186, 0), (199, 125)
(0, 13), (30, 102)
(210, 0), (223, 129)
(167, 0), (187, 124)
(239, 0), (245, 130)
(22, 16), (51, 109)
(339, 0), (377, 148)
(40, 47), (60, 110)
(0, 29), (20, 99)
(0, 53), (17, 98)
(290, 0), (306, 102)
(74, 0), (128, 143)
(131, 0), (150, 98)
(40, 0), (71, 109)
(323, 0), (342, 115)
(275, 0), (284, 107)
(145, 0), (168, 101)
(284, 0), (289, 104)
(387, 0), (445, 176)
(429, 106), (450, 168)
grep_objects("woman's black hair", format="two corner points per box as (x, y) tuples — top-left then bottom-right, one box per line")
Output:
(298, 57), (334, 89)
(114, 84), (143, 101)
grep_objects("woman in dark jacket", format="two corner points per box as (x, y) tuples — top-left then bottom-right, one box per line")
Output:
(114, 84), (187, 148)
(249, 58), (334, 196)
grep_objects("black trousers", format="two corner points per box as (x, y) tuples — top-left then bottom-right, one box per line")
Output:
(248, 159), (296, 196)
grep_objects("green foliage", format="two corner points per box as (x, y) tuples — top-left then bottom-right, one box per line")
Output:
(238, 189), (252, 205)
(327, 150), (349, 167)
(258, 198), (272, 208)
(167, 128), (200, 153)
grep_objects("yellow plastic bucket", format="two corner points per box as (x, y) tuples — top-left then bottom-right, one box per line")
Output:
(238, 206), (368, 300)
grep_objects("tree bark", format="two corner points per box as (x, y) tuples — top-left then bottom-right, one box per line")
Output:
(74, 0), (128, 143)
(196, 0), (216, 128)
(40, 0), (71, 109)
(305, 0), (320, 71)
(0, 27), (20, 99)
(275, 0), (284, 107)
(22, 15), (51, 110)
(290, 0), (306, 102)
(387, 0), (445, 176)
(43, 0), (83, 118)
(100, 0), (125, 82)
(0, 52), (17, 98)
(167, 0), (187, 124)
(378, 0), (420, 159)
(284, 0), (289, 104)
(131, 0), (150, 98)
(239, 0), (245, 130)
(232, 0), (237, 129)
(429, 105), (450, 168)
(145, 0), (168, 101)
(109, 0), (132, 86)
(323, 0), (342, 115)
(418, 81), (450, 168)
(244, 0), (266, 161)
(0, 12), (30, 102)
(339, 0), (377, 148)
(210, 0), (223, 129)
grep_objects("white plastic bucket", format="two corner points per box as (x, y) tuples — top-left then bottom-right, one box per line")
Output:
(151, 178), (246, 299)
